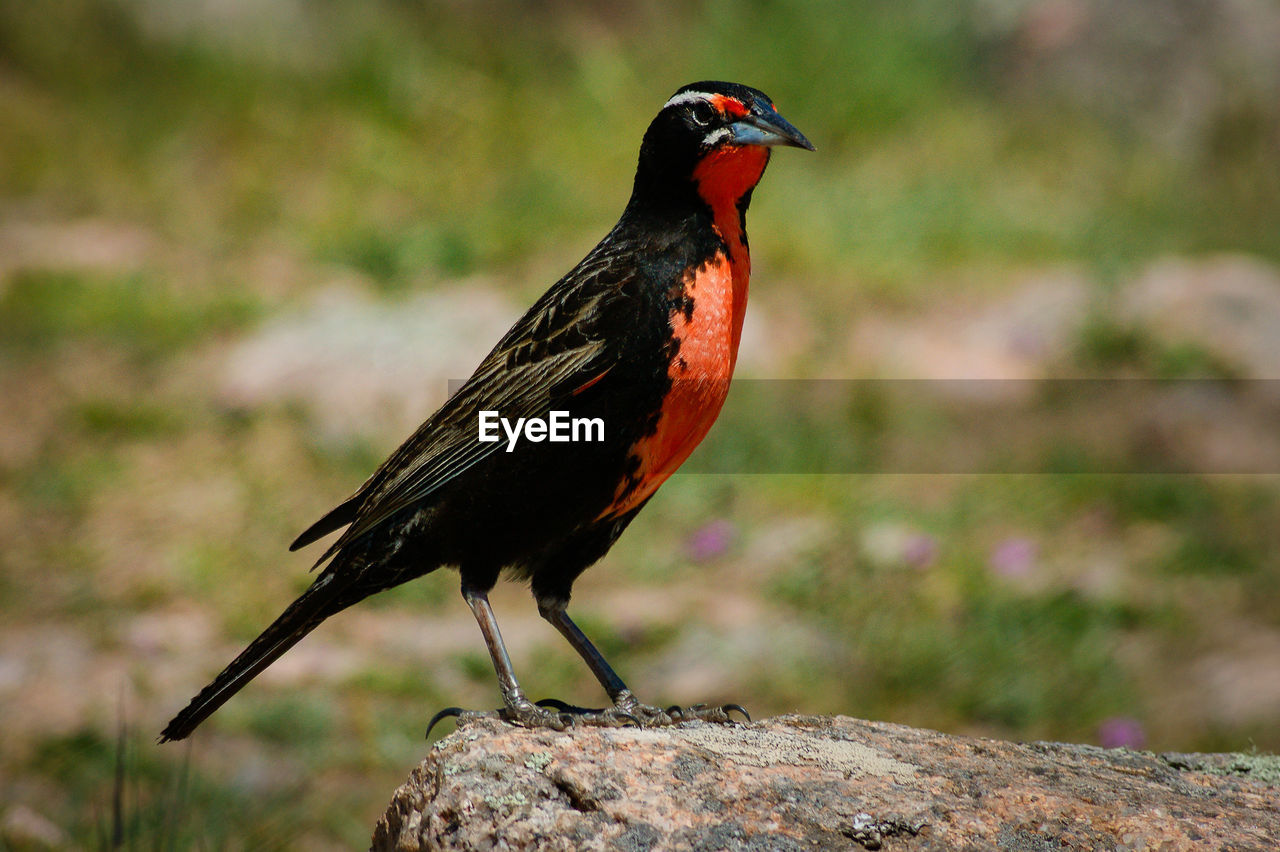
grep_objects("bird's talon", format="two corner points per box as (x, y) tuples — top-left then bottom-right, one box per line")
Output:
(724, 703), (751, 722)
(426, 706), (476, 739)
(612, 711), (642, 728)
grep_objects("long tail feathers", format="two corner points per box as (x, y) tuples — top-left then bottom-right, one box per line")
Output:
(159, 573), (345, 742)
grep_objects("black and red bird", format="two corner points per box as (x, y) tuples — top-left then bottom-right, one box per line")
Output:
(161, 81), (812, 741)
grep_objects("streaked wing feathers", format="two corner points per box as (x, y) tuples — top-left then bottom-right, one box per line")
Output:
(301, 247), (636, 567)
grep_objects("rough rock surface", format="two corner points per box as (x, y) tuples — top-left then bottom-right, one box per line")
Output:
(372, 715), (1279, 851)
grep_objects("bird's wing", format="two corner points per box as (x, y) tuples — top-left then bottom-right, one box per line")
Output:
(299, 243), (641, 567)
(289, 495), (362, 551)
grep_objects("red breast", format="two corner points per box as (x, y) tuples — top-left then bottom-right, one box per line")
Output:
(601, 145), (770, 517)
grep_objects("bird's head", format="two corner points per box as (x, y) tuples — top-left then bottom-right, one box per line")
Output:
(633, 81), (813, 211)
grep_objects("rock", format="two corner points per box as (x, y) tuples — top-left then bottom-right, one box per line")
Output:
(372, 714), (1279, 851)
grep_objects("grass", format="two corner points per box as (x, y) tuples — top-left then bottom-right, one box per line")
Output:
(2, 0), (1279, 847)
(0, 269), (260, 364)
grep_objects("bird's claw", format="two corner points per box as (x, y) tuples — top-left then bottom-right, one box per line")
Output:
(426, 706), (482, 739)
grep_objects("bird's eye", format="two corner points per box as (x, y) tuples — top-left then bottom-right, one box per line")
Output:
(689, 101), (716, 127)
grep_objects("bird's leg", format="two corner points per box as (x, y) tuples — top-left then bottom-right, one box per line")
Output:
(464, 583), (537, 713)
(536, 595), (629, 700)
(535, 595), (750, 727)
(427, 583), (577, 736)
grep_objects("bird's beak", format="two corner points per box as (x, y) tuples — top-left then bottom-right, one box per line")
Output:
(728, 105), (815, 151)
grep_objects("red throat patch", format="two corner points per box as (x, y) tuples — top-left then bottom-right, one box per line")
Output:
(690, 142), (769, 346)
(691, 145), (769, 265)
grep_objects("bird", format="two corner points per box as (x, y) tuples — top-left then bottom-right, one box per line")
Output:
(160, 81), (812, 742)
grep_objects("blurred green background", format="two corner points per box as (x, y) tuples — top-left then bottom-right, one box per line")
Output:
(3, 0), (1280, 847)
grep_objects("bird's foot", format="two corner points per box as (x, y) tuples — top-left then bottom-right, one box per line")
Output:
(425, 698), (580, 738)
(426, 694), (749, 737)
(537, 693), (750, 727)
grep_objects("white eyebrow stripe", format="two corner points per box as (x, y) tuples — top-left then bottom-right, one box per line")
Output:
(662, 90), (715, 110)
